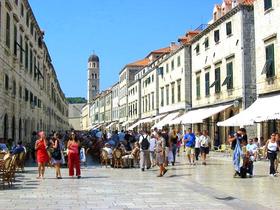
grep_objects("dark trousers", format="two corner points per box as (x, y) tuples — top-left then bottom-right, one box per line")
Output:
(171, 144), (177, 164)
(195, 148), (200, 161)
(247, 161), (254, 175)
(268, 152), (277, 175)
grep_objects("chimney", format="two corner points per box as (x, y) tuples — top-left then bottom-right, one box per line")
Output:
(170, 42), (177, 51)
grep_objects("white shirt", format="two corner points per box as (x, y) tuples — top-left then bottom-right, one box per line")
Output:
(149, 138), (157, 151)
(200, 135), (210, 147)
(103, 147), (113, 158)
(195, 135), (202, 148)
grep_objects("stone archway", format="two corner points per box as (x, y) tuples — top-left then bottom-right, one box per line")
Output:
(12, 116), (16, 141)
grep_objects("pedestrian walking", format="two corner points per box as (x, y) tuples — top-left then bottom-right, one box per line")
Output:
(275, 133), (280, 173)
(139, 131), (151, 171)
(194, 131), (202, 161)
(35, 131), (49, 179)
(149, 133), (157, 167)
(67, 132), (81, 178)
(169, 128), (178, 166)
(264, 133), (278, 177)
(184, 128), (196, 165)
(200, 130), (210, 165)
(50, 133), (63, 179)
(155, 132), (167, 177)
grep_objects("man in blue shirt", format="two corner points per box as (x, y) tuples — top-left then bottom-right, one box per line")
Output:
(184, 128), (196, 165)
(11, 141), (25, 155)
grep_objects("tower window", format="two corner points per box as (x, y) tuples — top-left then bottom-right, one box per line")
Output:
(93, 63), (96, 68)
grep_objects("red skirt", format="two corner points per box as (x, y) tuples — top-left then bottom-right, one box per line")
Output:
(36, 149), (49, 163)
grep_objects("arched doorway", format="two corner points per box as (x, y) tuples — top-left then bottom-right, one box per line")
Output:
(3, 114), (8, 141)
(19, 118), (22, 141)
(12, 116), (16, 141)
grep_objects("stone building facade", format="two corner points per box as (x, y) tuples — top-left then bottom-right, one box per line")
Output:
(191, 0), (256, 142)
(254, 0), (280, 137)
(0, 0), (69, 143)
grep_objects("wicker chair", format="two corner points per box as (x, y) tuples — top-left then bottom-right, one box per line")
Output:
(0, 156), (12, 188)
(16, 152), (26, 172)
(100, 149), (110, 167)
(113, 149), (123, 168)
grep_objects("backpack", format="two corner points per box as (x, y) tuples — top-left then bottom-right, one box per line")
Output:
(141, 135), (150, 150)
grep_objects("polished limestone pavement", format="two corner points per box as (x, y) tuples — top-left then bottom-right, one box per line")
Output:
(0, 153), (279, 210)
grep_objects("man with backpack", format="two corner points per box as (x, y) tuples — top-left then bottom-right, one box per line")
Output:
(139, 130), (151, 171)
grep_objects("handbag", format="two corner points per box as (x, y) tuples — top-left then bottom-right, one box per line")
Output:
(51, 144), (62, 160)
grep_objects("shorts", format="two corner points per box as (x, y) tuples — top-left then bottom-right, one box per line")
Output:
(200, 147), (209, 154)
(186, 147), (195, 155)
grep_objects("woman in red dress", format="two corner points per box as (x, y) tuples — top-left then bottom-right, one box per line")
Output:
(35, 131), (49, 179)
(67, 132), (81, 178)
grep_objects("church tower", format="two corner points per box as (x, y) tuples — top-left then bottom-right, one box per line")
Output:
(87, 53), (100, 102)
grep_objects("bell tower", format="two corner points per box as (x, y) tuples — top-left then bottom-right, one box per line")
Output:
(87, 53), (100, 102)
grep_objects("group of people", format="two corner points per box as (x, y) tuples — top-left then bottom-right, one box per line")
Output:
(228, 128), (280, 178)
(99, 127), (211, 177)
(34, 131), (82, 179)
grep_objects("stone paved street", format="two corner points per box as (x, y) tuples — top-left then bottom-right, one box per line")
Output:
(0, 153), (279, 210)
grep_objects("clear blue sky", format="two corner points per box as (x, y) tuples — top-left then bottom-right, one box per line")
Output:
(29, 0), (218, 98)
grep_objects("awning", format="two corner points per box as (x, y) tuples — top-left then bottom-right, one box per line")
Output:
(121, 121), (130, 127)
(217, 94), (280, 126)
(106, 122), (116, 129)
(152, 114), (167, 121)
(127, 118), (152, 130)
(152, 112), (180, 129)
(171, 104), (232, 125)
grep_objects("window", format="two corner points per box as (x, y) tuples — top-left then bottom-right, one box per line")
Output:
(19, 85), (22, 98)
(6, 12), (11, 48)
(222, 62), (233, 89)
(20, 35), (23, 63)
(25, 41), (28, 69)
(30, 22), (34, 36)
(262, 44), (275, 78)
(20, 4), (24, 16)
(226, 22), (232, 36)
(166, 63), (169, 73)
(196, 76), (200, 98)
(205, 72), (210, 96)
(151, 92), (154, 110)
(171, 60), (174, 70)
(29, 49), (33, 74)
(214, 30), (220, 43)
(264, 0), (272, 11)
(5, 74), (9, 91)
(204, 37), (209, 49)
(13, 25), (17, 56)
(177, 56), (181, 67)
(195, 44), (200, 54)
(25, 88), (29, 101)
(26, 12), (29, 27)
(177, 80), (181, 102)
(12, 80), (16, 96)
(166, 85), (169, 105)
(160, 87), (164, 106)
(215, 67), (221, 93)
(171, 83), (175, 104)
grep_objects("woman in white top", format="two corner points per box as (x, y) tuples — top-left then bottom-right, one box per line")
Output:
(264, 133), (278, 176)
(200, 130), (210, 165)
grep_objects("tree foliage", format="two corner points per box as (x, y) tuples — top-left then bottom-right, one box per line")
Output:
(67, 97), (87, 104)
